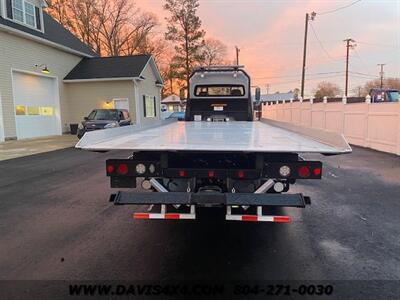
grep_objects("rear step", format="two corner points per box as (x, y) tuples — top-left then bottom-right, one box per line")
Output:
(112, 180), (309, 222)
(225, 206), (291, 222)
(111, 192), (310, 207)
(133, 205), (196, 220)
(131, 204), (291, 222)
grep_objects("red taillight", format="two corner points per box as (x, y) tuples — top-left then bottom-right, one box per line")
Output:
(298, 166), (310, 178)
(208, 170), (215, 178)
(238, 170), (245, 178)
(313, 168), (321, 176)
(117, 164), (129, 175)
(106, 165), (114, 174)
(178, 170), (186, 177)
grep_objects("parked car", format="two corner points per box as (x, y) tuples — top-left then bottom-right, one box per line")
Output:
(77, 109), (131, 139)
(166, 111), (185, 121)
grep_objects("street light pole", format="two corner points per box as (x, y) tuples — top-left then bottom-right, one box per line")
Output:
(344, 38), (356, 97)
(235, 46), (240, 65)
(377, 63), (386, 88)
(300, 12), (315, 98)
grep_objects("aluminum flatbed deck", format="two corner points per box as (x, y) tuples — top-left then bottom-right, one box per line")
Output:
(76, 119), (351, 155)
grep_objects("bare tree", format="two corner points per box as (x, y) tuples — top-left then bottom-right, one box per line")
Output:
(46, 0), (71, 27)
(356, 78), (400, 96)
(47, 0), (159, 57)
(314, 81), (342, 98)
(47, 0), (101, 54)
(361, 78), (400, 96)
(122, 13), (159, 56)
(70, 0), (101, 54)
(202, 38), (227, 66)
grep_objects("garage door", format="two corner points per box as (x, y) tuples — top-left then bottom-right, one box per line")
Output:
(13, 72), (60, 139)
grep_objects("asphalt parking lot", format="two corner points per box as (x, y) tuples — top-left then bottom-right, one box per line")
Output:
(0, 146), (399, 298)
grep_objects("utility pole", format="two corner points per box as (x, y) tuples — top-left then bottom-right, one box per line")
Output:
(300, 12), (316, 98)
(235, 46), (240, 65)
(377, 63), (386, 88)
(344, 38), (356, 97)
(266, 84), (270, 94)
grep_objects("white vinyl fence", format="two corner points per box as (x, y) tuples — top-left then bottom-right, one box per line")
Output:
(262, 98), (400, 155)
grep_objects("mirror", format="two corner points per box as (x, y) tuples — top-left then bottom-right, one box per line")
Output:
(84, 117), (88, 121)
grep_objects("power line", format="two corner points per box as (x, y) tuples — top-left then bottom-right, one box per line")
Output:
(253, 71), (344, 80)
(253, 70), (379, 82)
(351, 48), (378, 75)
(256, 74), (346, 87)
(245, 40), (342, 47)
(349, 74), (379, 80)
(357, 41), (399, 49)
(317, 0), (363, 16)
(309, 23), (340, 62)
(349, 71), (379, 78)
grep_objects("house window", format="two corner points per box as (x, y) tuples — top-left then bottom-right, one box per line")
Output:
(39, 107), (54, 116)
(11, 0), (37, 28)
(15, 105), (26, 115)
(24, 2), (35, 27)
(143, 95), (156, 118)
(12, 0), (24, 22)
(27, 106), (39, 115)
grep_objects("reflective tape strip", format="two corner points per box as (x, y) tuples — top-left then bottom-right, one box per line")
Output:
(133, 213), (195, 220)
(273, 216), (291, 223)
(226, 215), (291, 222)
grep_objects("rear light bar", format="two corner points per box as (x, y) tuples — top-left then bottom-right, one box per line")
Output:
(106, 160), (322, 179)
(264, 161), (322, 179)
(164, 169), (261, 179)
(106, 159), (161, 177)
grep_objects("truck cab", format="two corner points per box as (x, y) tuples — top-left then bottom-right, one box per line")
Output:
(370, 88), (400, 103)
(185, 66), (253, 122)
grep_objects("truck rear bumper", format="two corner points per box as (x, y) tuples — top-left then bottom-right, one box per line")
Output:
(110, 191), (310, 207)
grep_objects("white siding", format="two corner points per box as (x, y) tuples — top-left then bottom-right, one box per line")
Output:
(65, 80), (136, 124)
(0, 30), (83, 139)
(135, 62), (162, 125)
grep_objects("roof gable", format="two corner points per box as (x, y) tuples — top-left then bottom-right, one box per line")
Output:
(64, 55), (157, 81)
(162, 94), (181, 103)
(0, 12), (96, 57)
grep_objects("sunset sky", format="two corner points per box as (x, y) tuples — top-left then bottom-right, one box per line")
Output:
(139, 0), (399, 97)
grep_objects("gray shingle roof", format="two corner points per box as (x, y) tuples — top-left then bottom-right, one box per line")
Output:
(64, 55), (151, 80)
(0, 12), (96, 56)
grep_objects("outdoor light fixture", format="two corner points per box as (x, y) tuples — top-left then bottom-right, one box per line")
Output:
(41, 66), (50, 74)
(104, 101), (113, 108)
(35, 64), (50, 74)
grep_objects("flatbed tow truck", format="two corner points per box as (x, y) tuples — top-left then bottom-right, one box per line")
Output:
(76, 66), (351, 223)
